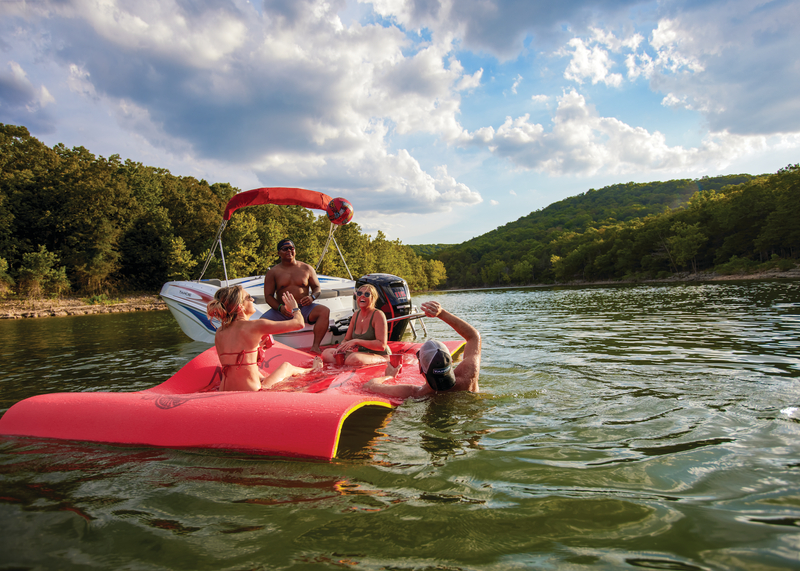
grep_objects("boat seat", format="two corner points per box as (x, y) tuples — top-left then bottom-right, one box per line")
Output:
(254, 287), (355, 306)
(318, 287), (355, 299)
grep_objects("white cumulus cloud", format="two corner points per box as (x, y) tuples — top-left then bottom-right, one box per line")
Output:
(561, 38), (623, 87)
(461, 88), (795, 176)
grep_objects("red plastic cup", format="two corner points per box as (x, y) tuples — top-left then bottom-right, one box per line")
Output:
(389, 354), (402, 367)
(334, 352), (346, 366)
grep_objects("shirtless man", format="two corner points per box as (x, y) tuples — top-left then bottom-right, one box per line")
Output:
(364, 300), (481, 398)
(261, 238), (331, 353)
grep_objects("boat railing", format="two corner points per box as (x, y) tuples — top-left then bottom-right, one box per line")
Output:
(329, 309), (429, 339)
(388, 310), (428, 337)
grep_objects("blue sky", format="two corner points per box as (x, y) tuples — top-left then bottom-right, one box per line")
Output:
(2, 0), (798, 245)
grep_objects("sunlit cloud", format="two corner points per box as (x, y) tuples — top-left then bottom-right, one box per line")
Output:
(1, 0), (798, 243)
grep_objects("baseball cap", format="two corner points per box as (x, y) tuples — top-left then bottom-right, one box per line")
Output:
(417, 339), (456, 391)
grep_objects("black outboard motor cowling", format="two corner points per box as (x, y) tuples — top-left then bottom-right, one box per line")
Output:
(356, 273), (412, 341)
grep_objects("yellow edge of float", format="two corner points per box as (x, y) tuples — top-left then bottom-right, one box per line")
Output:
(331, 400), (394, 459)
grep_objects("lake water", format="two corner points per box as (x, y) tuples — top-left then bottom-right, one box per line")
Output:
(1, 281), (799, 570)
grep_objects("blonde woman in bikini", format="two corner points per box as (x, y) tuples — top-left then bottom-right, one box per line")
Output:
(207, 285), (321, 391)
(322, 284), (390, 367)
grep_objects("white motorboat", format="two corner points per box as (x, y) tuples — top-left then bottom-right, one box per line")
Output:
(160, 187), (421, 348)
(159, 273), (359, 346)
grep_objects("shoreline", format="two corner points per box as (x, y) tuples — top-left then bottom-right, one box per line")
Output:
(0, 294), (167, 320)
(433, 267), (800, 293)
(2, 267), (798, 320)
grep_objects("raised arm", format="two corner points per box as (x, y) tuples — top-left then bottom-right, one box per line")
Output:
(421, 300), (481, 392)
(253, 292), (304, 335)
(421, 301), (480, 347)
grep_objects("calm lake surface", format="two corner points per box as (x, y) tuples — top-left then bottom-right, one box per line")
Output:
(2, 281), (799, 570)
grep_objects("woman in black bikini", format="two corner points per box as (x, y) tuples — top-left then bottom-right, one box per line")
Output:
(322, 284), (390, 366)
(207, 285), (320, 391)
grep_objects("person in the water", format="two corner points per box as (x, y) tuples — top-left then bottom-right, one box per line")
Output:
(364, 300), (481, 397)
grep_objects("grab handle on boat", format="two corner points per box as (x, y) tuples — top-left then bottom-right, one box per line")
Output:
(386, 312), (426, 323)
(329, 311), (427, 337)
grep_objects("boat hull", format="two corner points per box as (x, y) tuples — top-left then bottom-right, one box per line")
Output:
(160, 275), (356, 347)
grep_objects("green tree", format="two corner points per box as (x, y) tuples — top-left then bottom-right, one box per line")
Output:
(116, 208), (174, 289)
(161, 175), (230, 256)
(17, 244), (71, 297)
(707, 178), (772, 264)
(667, 221), (707, 273)
(425, 258), (447, 289)
(370, 231), (409, 277)
(0, 124), (60, 264)
(325, 220), (373, 279)
(117, 161), (164, 220)
(166, 237), (198, 281)
(0, 257), (14, 297)
(224, 211), (263, 279)
(511, 260), (533, 283)
(38, 146), (128, 292)
(754, 164), (800, 258)
(550, 255), (566, 282)
(481, 259), (509, 285)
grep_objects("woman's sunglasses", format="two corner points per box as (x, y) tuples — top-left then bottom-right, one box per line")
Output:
(354, 291), (372, 299)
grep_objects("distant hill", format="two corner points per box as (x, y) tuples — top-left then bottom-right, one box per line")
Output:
(496, 174), (754, 236)
(406, 244), (455, 259)
(432, 173), (762, 288)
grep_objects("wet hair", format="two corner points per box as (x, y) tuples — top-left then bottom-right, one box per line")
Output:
(206, 285), (246, 328)
(356, 283), (379, 310)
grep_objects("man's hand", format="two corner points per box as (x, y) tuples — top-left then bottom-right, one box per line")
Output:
(385, 362), (402, 377)
(421, 301), (442, 318)
(364, 361), (401, 390)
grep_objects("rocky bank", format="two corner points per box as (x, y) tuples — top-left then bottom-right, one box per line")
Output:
(0, 294), (166, 319)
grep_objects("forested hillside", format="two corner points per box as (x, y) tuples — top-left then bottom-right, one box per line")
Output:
(2, 123), (796, 298)
(0, 124), (446, 296)
(433, 169), (798, 288)
(407, 244), (454, 258)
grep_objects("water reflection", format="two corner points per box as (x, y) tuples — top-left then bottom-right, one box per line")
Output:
(2, 281), (800, 569)
(418, 394), (492, 464)
(0, 311), (207, 410)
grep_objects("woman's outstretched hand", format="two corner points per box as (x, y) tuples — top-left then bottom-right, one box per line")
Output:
(282, 292), (299, 312)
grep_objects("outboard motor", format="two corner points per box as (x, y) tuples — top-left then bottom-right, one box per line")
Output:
(356, 273), (412, 341)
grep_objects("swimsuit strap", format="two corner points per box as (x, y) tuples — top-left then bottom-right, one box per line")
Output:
(218, 348), (259, 356)
(352, 309), (378, 339)
(219, 348), (259, 367)
(217, 347), (268, 392)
